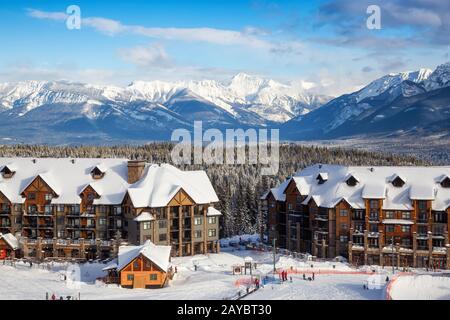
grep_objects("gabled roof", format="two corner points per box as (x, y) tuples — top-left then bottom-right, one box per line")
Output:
(127, 164), (219, 208)
(20, 172), (60, 196)
(0, 233), (19, 250)
(133, 212), (155, 222)
(91, 164), (108, 174)
(116, 240), (171, 272)
(207, 207), (222, 216)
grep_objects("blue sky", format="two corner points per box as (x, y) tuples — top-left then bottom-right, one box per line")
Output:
(1, 0), (449, 95)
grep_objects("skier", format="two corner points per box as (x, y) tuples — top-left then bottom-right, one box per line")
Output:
(385, 276), (389, 282)
(175, 266), (178, 273)
(303, 274), (306, 280)
(51, 293), (56, 300)
(312, 272), (315, 281)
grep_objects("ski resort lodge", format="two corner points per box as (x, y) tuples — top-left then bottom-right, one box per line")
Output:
(261, 164), (450, 269)
(0, 158), (221, 260)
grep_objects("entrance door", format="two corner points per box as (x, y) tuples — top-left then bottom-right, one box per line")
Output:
(133, 274), (146, 289)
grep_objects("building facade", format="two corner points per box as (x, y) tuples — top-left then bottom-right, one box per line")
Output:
(261, 164), (450, 269)
(0, 158), (220, 260)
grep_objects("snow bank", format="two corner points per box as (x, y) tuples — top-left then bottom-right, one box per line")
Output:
(390, 275), (450, 300)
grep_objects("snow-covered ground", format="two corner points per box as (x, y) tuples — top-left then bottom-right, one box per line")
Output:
(0, 248), (448, 300)
(389, 274), (450, 300)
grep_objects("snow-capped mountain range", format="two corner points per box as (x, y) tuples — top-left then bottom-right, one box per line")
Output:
(0, 62), (448, 144)
(0, 73), (331, 124)
(281, 61), (450, 140)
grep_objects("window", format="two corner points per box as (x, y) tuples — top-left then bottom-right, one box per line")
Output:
(150, 274), (157, 281)
(353, 210), (364, 220)
(401, 225), (411, 233)
(346, 176), (358, 186)
(369, 200), (379, 209)
(418, 201), (427, 211)
(194, 217), (202, 225)
(288, 203), (293, 210)
(28, 205), (37, 213)
(143, 221), (151, 230)
(133, 261), (140, 270)
(340, 223), (348, 230)
(208, 217), (217, 224)
(385, 211), (394, 219)
(15, 216), (22, 224)
(340, 236), (348, 242)
(159, 220), (167, 229)
(98, 206), (107, 213)
(113, 206), (122, 215)
(208, 229), (217, 237)
(401, 238), (411, 246)
(44, 205), (52, 214)
(27, 192), (36, 200)
(369, 224), (378, 233)
(339, 209), (348, 217)
(417, 225), (427, 235)
(392, 176), (405, 187)
(87, 193), (95, 201)
(402, 212), (411, 220)
(386, 225), (395, 233)
(159, 233), (167, 241)
(45, 193), (52, 201)
(99, 218), (107, 226)
(127, 274), (134, 281)
(194, 230), (202, 238)
(433, 212), (445, 223)
(57, 205), (65, 212)
(14, 204), (22, 211)
(57, 230), (64, 238)
(116, 220), (122, 228)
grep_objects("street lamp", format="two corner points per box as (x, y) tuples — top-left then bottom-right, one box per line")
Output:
(391, 236), (395, 275)
(273, 238), (276, 273)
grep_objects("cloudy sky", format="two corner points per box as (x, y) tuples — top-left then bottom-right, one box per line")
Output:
(1, 0), (449, 96)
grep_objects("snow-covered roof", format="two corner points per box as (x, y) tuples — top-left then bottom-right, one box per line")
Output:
(127, 164), (219, 208)
(207, 207), (222, 216)
(382, 219), (414, 225)
(0, 233), (19, 250)
(0, 158), (129, 205)
(116, 240), (171, 272)
(133, 212), (155, 222)
(269, 164), (450, 211)
(0, 158), (218, 208)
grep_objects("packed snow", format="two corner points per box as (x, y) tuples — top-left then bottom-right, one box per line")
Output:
(1, 233), (449, 300)
(389, 274), (450, 300)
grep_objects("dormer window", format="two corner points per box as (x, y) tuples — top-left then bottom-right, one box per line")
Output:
(91, 165), (106, 179)
(391, 175), (405, 188)
(440, 176), (450, 188)
(316, 173), (328, 185)
(346, 175), (358, 187)
(1, 165), (16, 178)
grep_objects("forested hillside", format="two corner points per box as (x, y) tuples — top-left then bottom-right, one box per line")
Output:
(0, 144), (428, 237)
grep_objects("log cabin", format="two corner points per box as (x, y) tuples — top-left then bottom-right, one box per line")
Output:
(104, 240), (172, 289)
(261, 164), (450, 269)
(0, 158), (221, 260)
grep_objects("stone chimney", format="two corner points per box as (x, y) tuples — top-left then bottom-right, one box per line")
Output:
(127, 160), (146, 184)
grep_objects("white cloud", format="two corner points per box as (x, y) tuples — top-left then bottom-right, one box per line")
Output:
(27, 9), (273, 49)
(118, 43), (173, 68)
